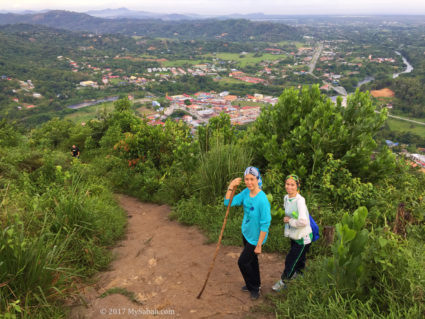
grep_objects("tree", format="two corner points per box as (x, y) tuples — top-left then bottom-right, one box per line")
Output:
(0, 120), (21, 147)
(30, 118), (74, 149)
(197, 113), (236, 153)
(114, 97), (132, 112)
(246, 85), (394, 185)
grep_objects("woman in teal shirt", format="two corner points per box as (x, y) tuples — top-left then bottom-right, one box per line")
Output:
(224, 167), (271, 300)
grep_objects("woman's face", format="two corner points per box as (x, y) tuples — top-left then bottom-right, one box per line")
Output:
(285, 178), (298, 196)
(244, 174), (259, 191)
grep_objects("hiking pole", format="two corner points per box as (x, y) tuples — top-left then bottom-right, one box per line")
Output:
(197, 186), (237, 299)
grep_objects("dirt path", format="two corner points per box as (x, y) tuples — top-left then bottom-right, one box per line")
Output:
(69, 195), (284, 319)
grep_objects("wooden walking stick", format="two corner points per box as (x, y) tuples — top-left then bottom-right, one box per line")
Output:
(197, 186), (238, 299)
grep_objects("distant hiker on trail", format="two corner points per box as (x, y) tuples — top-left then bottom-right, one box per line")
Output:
(224, 167), (271, 300)
(71, 145), (80, 158)
(272, 174), (312, 292)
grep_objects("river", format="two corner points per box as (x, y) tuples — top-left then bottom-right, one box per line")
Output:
(393, 51), (414, 78)
(356, 51), (413, 89)
(356, 76), (375, 88)
(67, 96), (119, 109)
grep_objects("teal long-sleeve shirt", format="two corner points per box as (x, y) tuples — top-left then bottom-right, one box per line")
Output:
(224, 188), (271, 246)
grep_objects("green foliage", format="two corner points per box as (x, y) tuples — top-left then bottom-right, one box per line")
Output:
(365, 230), (425, 311)
(157, 132), (199, 204)
(87, 113), (197, 202)
(0, 218), (74, 314)
(391, 77), (425, 118)
(315, 155), (375, 209)
(248, 86), (389, 179)
(246, 86), (395, 209)
(112, 118), (192, 171)
(268, 208), (425, 319)
(29, 117), (92, 154)
(30, 117), (74, 149)
(197, 113), (236, 153)
(0, 120), (21, 147)
(195, 140), (252, 204)
(0, 145), (126, 317)
(369, 159), (425, 226)
(324, 207), (369, 294)
(2, 19), (425, 319)
(113, 97), (132, 112)
(0, 14), (301, 41)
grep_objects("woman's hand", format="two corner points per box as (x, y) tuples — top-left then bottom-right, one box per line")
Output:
(254, 245), (262, 254)
(284, 216), (290, 223)
(225, 178), (241, 199)
(229, 177), (242, 189)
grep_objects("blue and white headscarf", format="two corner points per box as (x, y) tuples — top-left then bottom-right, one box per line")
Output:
(244, 166), (263, 189)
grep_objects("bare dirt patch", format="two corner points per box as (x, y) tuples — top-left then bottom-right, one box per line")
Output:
(135, 106), (156, 117)
(69, 195), (284, 319)
(370, 88), (395, 98)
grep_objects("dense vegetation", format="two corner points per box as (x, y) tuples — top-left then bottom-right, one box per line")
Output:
(1, 15), (425, 318)
(0, 123), (127, 317)
(361, 24), (425, 120)
(0, 24), (297, 127)
(1, 86), (424, 317)
(0, 11), (301, 41)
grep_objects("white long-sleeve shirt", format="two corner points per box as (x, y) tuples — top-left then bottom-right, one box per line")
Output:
(284, 193), (312, 245)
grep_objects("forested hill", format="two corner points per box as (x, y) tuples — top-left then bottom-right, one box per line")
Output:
(0, 10), (301, 41)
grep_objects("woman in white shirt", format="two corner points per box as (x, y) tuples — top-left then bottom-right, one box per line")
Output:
(272, 174), (312, 292)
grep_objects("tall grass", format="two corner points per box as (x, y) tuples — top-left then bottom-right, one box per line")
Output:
(0, 214), (76, 317)
(169, 140), (253, 246)
(195, 140), (252, 204)
(0, 146), (127, 317)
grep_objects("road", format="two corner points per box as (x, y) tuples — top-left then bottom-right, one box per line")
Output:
(383, 112), (425, 126)
(308, 42), (324, 75)
(306, 43), (347, 96)
(322, 81), (348, 96)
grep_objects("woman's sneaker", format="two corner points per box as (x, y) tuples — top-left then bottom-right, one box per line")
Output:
(250, 290), (260, 300)
(291, 271), (304, 280)
(241, 285), (261, 292)
(272, 279), (286, 292)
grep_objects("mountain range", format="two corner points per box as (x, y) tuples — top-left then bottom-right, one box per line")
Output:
(0, 8), (299, 21)
(0, 10), (301, 41)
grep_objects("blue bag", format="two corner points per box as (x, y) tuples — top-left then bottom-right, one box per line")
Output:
(309, 214), (320, 242)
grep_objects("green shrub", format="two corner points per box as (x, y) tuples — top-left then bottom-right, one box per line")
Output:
(266, 207), (425, 318)
(194, 141), (252, 204)
(0, 216), (74, 315)
(0, 148), (127, 317)
(323, 207), (369, 295)
(0, 120), (21, 147)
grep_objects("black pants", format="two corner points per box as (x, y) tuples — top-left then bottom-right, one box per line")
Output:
(282, 239), (310, 280)
(238, 236), (261, 293)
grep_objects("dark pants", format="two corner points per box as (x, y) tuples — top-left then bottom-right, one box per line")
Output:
(282, 239), (310, 280)
(238, 236), (261, 293)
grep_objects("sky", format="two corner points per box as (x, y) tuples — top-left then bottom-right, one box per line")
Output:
(2, 0), (425, 15)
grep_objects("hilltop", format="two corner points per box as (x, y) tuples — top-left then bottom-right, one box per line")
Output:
(0, 10), (301, 41)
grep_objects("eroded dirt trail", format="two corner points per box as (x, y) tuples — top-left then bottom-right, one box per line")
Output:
(69, 195), (283, 319)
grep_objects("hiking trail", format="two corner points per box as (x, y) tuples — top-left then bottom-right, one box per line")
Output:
(69, 195), (284, 318)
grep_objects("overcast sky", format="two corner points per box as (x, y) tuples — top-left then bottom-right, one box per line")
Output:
(2, 0), (425, 15)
